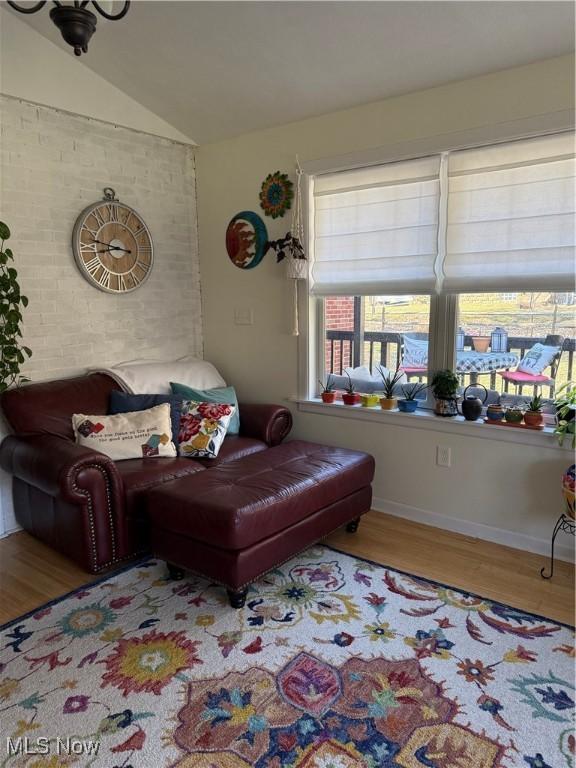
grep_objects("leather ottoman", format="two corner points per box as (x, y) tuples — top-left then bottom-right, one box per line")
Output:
(148, 440), (375, 607)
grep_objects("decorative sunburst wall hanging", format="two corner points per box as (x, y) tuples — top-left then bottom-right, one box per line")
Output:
(259, 171), (294, 219)
(225, 211), (268, 269)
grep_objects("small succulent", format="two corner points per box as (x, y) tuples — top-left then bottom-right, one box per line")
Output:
(402, 382), (427, 401)
(378, 365), (404, 399)
(318, 375), (335, 394)
(504, 405), (524, 422)
(526, 394), (543, 413)
(344, 371), (356, 394)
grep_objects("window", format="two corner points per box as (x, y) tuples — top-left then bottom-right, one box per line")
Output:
(323, 295), (430, 395)
(310, 132), (575, 405)
(457, 292), (575, 397)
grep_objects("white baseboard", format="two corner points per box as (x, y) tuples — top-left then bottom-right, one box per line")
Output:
(372, 497), (575, 564)
(0, 523), (21, 539)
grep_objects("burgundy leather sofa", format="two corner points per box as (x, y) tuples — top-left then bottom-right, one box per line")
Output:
(0, 373), (292, 573)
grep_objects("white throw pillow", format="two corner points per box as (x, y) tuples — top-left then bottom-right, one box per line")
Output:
(91, 356), (226, 394)
(344, 365), (382, 383)
(517, 343), (560, 375)
(72, 403), (177, 461)
(402, 336), (429, 368)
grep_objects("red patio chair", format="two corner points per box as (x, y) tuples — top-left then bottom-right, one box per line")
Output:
(400, 365), (428, 380)
(499, 335), (564, 396)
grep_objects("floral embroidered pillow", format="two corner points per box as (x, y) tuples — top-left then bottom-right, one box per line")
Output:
(72, 403), (177, 461)
(178, 400), (236, 459)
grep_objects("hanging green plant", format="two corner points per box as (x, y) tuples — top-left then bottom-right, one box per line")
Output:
(265, 232), (305, 263)
(0, 222), (31, 392)
(259, 171), (294, 219)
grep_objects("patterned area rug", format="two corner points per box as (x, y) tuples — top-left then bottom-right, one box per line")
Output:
(0, 546), (574, 768)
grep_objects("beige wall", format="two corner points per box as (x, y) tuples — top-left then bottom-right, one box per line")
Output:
(0, 10), (192, 143)
(196, 55), (575, 556)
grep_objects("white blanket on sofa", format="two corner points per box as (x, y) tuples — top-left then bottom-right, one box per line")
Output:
(89, 356), (227, 394)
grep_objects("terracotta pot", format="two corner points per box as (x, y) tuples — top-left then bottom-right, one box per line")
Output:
(524, 411), (543, 427)
(342, 393), (358, 406)
(321, 391), (336, 404)
(380, 397), (398, 411)
(472, 336), (491, 353)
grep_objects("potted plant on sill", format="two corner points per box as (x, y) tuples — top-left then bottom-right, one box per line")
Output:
(318, 376), (336, 404)
(431, 369), (459, 417)
(554, 382), (576, 448)
(398, 382), (427, 413)
(360, 392), (380, 408)
(486, 402), (505, 421)
(342, 371), (359, 406)
(524, 394), (544, 427)
(378, 365), (404, 410)
(504, 405), (523, 424)
(0, 221), (31, 393)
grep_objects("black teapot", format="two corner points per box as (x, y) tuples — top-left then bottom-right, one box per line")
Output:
(458, 384), (488, 421)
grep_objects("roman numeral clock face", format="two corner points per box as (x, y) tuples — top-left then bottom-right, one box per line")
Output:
(72, 196), (153, 293)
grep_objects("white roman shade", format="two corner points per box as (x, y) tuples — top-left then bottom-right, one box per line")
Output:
(311, 156), (441, 295)
(444, 132), (576, 292)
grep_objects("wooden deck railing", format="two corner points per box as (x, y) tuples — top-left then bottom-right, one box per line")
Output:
(325, 330), (576, 392)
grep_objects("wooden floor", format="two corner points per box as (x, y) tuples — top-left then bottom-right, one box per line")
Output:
(0, 511), (574, 626)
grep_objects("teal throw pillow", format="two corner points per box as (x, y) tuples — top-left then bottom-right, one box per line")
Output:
(170, 382), (240, 435)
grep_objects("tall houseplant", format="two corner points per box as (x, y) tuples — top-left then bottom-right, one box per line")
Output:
(0, 222), (31, 392)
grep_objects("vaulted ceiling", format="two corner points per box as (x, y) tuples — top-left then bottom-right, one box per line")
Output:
(11, 1), (575, 144)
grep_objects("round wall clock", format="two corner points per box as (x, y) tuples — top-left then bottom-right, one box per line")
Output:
(72, 188), (153, 293)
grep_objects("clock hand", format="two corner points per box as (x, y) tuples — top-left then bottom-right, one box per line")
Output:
(92, 239), (132, 253)
(97, 247), (132, 254)
(91, 239), (114, 247)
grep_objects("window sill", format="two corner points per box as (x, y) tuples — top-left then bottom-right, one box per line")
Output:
(293, 398), (568, 451)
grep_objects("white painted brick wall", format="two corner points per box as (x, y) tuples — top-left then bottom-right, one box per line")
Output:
(0, 95), (202, 382)
(0, 96), (202, 535)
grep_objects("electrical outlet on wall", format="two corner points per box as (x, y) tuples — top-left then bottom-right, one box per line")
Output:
(234, 308), (254, 325)
(436, 445), (452, 467)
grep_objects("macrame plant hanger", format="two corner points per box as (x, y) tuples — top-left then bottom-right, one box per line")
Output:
(286, 157), (307, 335)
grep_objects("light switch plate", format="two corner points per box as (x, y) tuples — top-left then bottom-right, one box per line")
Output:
(234, 308), (254, 325)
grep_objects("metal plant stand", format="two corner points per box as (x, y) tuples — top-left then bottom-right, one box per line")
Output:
(540, 513), (575, 580)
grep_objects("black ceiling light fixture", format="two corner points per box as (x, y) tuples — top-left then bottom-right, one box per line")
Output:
(6, 1), (130, 56)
